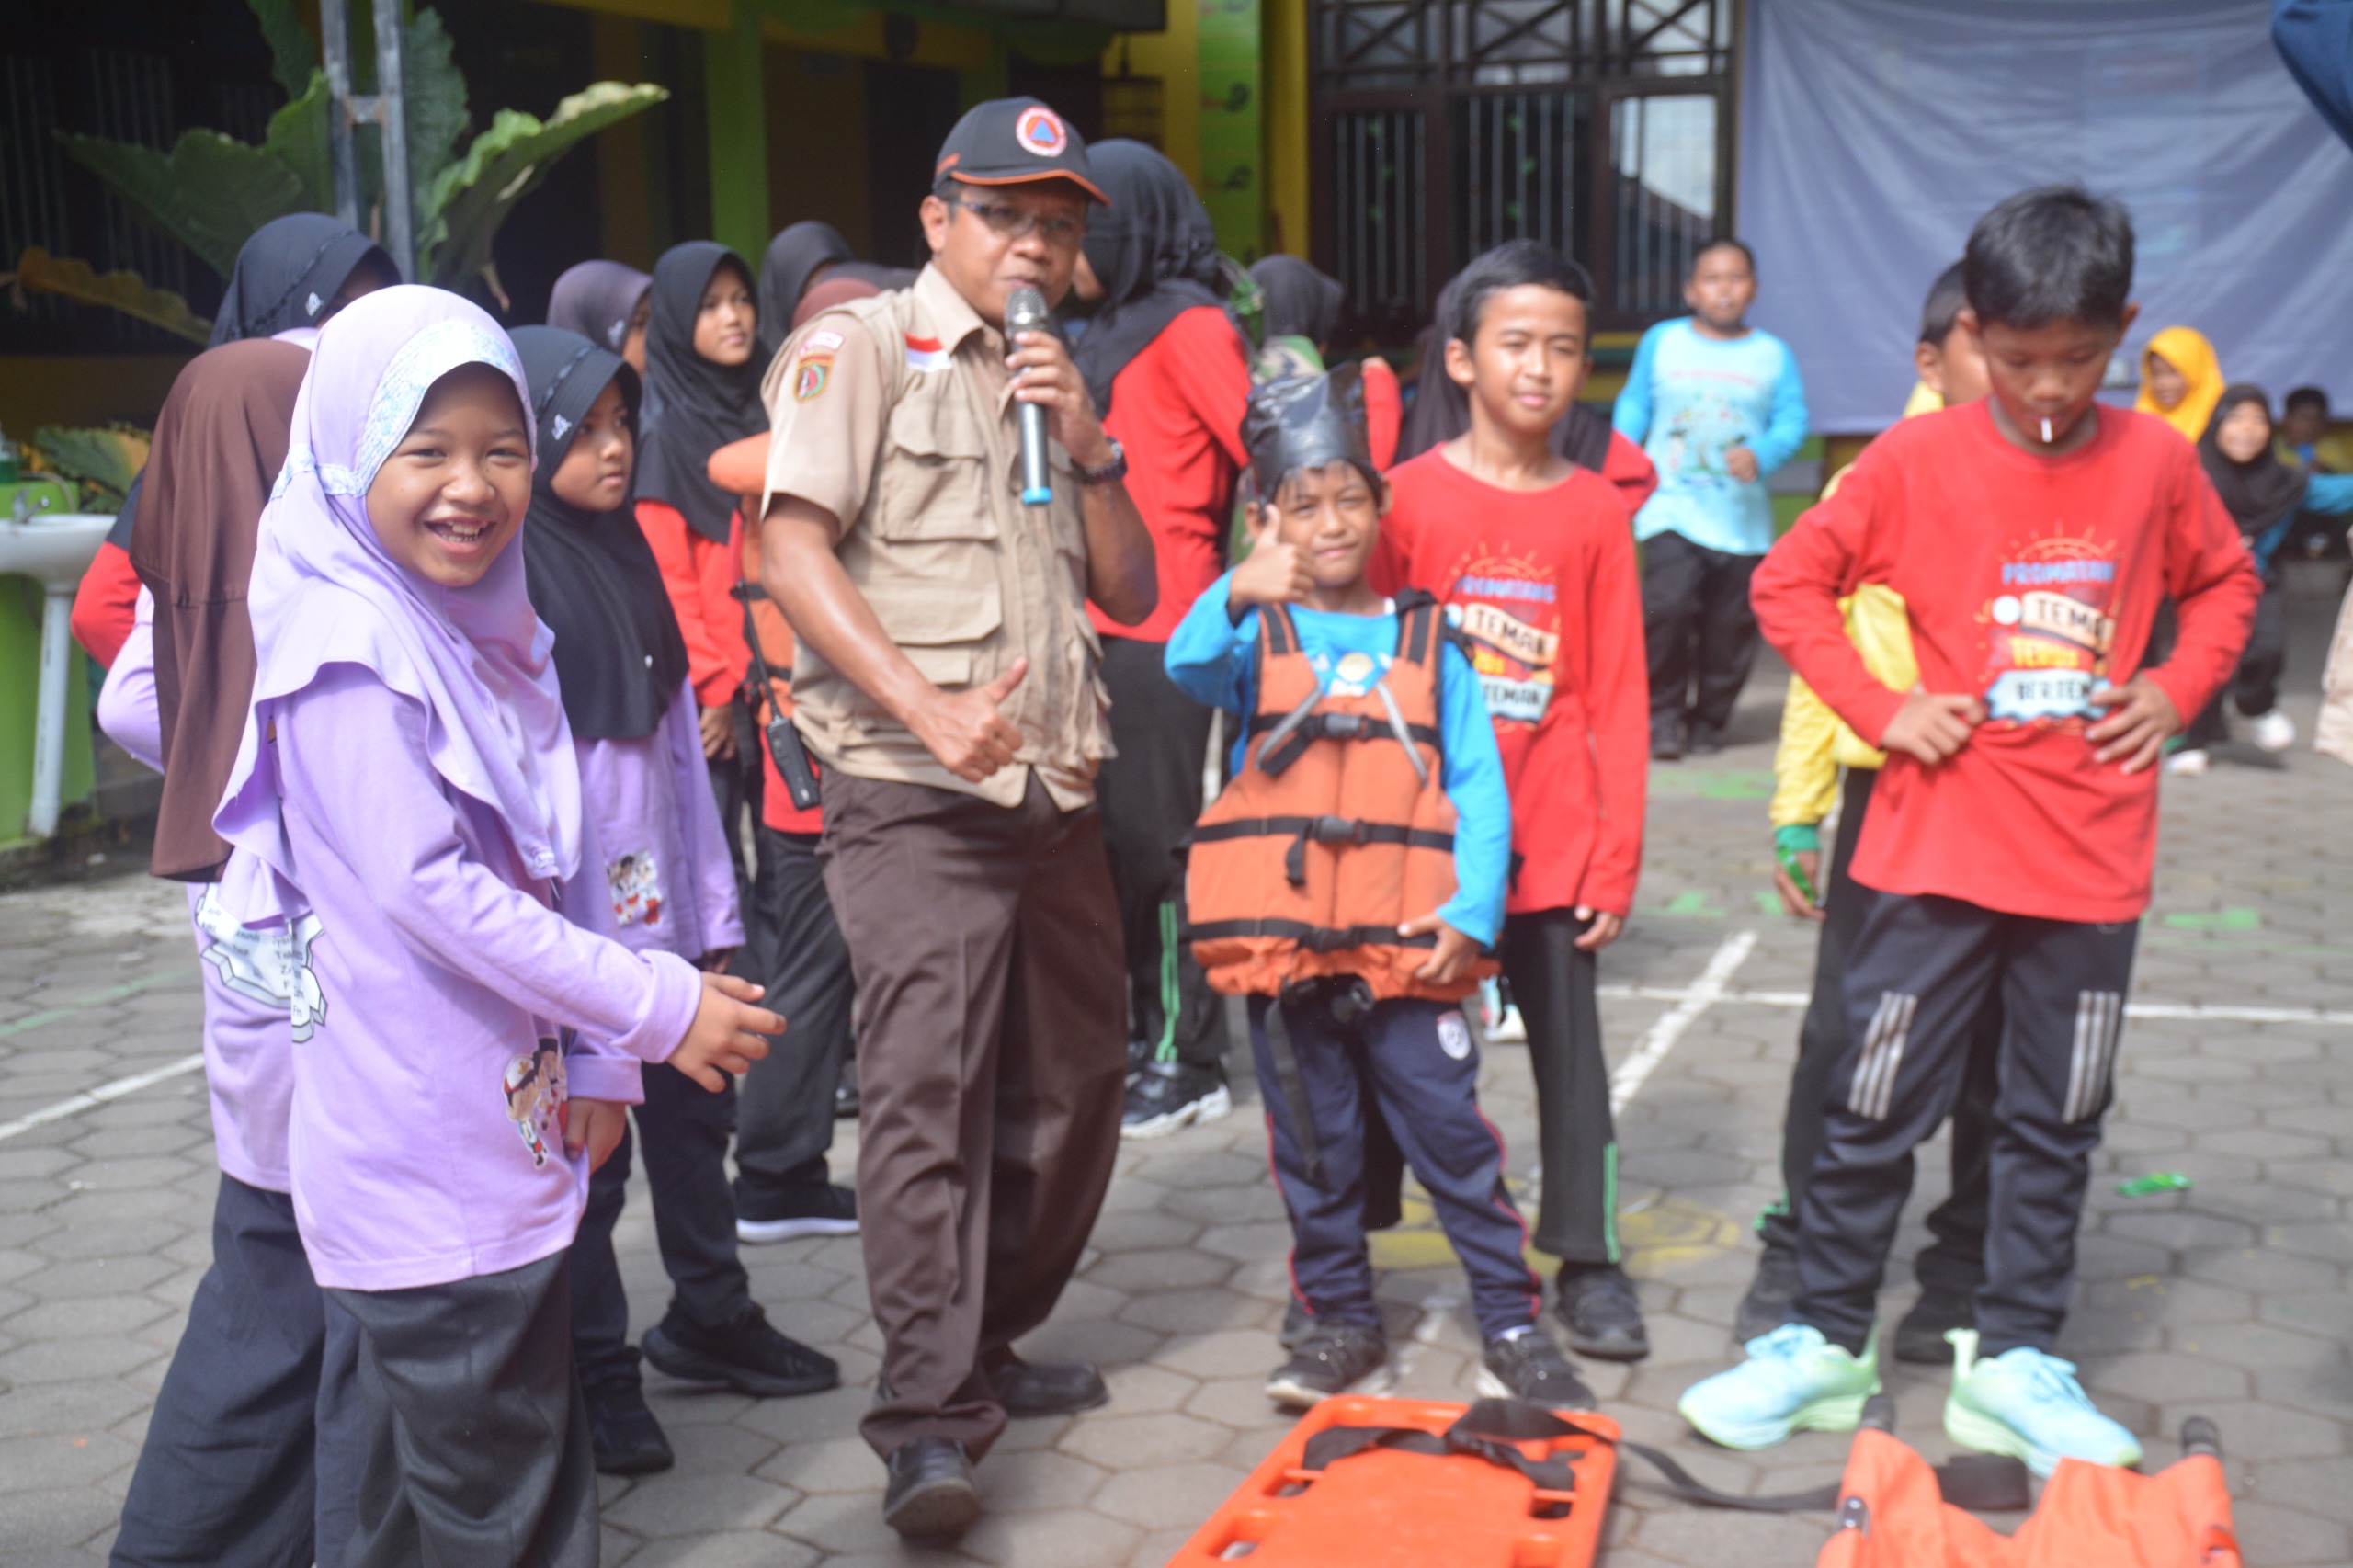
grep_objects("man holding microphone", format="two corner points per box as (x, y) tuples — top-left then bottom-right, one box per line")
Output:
(756, 97), (1155, 1541)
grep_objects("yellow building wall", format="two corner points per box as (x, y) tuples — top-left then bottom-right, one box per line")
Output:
(1264, 0), (1308, 260)
(1107, 5), (1199, 196)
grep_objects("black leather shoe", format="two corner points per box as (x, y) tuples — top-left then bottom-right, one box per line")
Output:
(1553, 1264), (1649, 1361)
(882, 1437), (980, 1540)
(584, 1381), (674, 1476)
(1893, 1285), (1976, 1364)
(985, 1352), (1109, 1417)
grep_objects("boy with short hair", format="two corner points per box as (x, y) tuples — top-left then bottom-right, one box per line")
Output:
(1373, 240), (1654, 1361)
(1168, 369), (1593, 1413)
(1739, 262), (2002, 1356)
(1614, 238), (1809, 758)
(1682, 187), (2259, 1475)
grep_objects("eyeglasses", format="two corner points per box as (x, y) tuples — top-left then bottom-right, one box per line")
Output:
(948, 197), (1083, 248)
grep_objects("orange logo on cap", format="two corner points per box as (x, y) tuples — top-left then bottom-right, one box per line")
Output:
(1016, 106), (1067, 158)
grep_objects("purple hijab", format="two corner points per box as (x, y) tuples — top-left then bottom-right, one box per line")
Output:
(547, 260), (653, 356)
(214, 286), (581, 924)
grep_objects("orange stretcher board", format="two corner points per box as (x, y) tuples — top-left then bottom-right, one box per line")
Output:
(1168, 1396), (1618, 1567)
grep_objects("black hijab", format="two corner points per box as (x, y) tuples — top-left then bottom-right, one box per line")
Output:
(1074, 140), (1233, 415)
(512, 326), (690, 742)
(634, 242), (767, 544)
(1253, 256), (1343, 348)
(758, 222), (855, 360)
(2199, 384), (2310, 544)
(210, 213), (392, 347)
(1393, 271), (1612, 470)
(547, 260), (653, 356)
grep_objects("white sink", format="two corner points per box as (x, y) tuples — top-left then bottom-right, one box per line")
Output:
(0, 509), (116, 838)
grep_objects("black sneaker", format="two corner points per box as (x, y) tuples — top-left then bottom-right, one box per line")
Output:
(735, 1183), (859, 1244)
(641, 1306), (840, 1398)
(986, 1352), (1109, 1417)
(584, 1381), (674, 1476)
(1552, 1265), (1649, 1361)
(1686, 722), (1724, 756)
(1120, 1061), (1233, 1140)
(1265, 1322), (1387, 1410)
(1476, 1330), (1596, 1410)
(1651, 722), (1686, 761)
(1893, 1285), (1977, 1365)
(882, 1437), (980, 1540)
(1279, 1298), (1313, 1349)
(1733, 1244), (1801, 1346)
(1125, 1036), (1154, 1085)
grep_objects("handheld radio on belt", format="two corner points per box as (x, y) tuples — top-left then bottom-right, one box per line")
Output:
(733, 581), (824, 812)
(1006, 284), (1054, 506)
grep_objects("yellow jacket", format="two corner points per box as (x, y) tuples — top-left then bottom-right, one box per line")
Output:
(1768, 382), (1933, 831)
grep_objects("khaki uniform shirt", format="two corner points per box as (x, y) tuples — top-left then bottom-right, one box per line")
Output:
(760, 264), (1112, 810)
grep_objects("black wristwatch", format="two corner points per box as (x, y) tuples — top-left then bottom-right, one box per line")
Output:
(1074, 439), (1127, 487)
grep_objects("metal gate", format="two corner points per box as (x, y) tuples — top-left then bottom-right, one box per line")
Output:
(1311, 0), (1733, 341)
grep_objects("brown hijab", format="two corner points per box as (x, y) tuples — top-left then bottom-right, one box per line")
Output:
(127, 338), (310, 881)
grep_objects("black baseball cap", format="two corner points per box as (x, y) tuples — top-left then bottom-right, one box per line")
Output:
(933, 97), (1109, 205)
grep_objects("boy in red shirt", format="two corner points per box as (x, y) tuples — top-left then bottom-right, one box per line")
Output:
(1682, 187), (2258, 1476)
(1374, 240), (1652, 1360)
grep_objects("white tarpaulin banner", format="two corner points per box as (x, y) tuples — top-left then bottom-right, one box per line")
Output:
(1737, 0), (2353, 432)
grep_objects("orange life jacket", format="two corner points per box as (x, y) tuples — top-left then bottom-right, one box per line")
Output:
(1188, 592), (1495, 1004)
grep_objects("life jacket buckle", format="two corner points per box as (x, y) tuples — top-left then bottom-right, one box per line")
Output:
(1309, 815), (1370, 847)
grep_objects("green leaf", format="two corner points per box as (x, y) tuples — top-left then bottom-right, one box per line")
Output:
(56, 130), (307, 278)
(246, 0), (318, 102)
(4, 247), (212, 344)
(403, 9), (471, 215)
(419, 82), (667, 290)
(30, 426), (149, 514)
(264, 70), (335, 215)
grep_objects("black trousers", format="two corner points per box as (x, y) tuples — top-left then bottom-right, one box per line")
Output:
(2186, 562), (2288, 747)
(1498, 910), (1620, 1267)
(1643, 529), (1763, 739)
(1253, 991), (1542, 1342)
(1759, 768), (1997, 1299)
(1097, 635), (1229, 1072)
(1795, 893), (2140, 1358)
(112, 1175), (364, 1568)
(570, 1065), (753, 1392)
(331, 1254), (596, 1568)
(735, 826), (856, 1201)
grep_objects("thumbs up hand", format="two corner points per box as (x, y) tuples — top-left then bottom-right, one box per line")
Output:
(910, 656), (1030, 782)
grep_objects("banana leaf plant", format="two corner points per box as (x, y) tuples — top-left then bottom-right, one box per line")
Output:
(13, 0), (665, 326)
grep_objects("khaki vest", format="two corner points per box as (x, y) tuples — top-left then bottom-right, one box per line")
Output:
(788, 275), (1111, 810)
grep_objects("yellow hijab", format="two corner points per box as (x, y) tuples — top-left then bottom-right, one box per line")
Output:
(2135, 325), (2224, 441)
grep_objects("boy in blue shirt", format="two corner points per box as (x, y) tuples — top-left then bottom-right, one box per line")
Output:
(1168, 370), (1593, 1412)
(1614, 239), (1809, 757)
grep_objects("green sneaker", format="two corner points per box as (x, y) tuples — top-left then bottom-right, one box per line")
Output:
(1677, 1323), (1881, 1449)
(1942, 1329), (2143, 1478)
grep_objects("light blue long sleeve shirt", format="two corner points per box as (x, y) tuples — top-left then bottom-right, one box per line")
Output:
(1612, 317), (1808, 556)
(1165, 573), (1510, 946)
(2260, 472), (2353, 569)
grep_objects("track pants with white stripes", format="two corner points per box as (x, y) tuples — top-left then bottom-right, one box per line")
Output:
(1251, 990), (1544, 1343)
(1793, 892), (2139, 1358)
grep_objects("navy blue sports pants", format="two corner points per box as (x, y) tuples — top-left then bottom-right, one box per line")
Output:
(1250, 986), (1542, 1343)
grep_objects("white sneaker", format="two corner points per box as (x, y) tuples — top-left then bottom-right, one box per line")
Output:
(2247, 710), (2297, 753)
(2164, 748), (2210, 776)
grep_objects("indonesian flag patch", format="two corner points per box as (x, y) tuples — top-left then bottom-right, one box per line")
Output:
(904, 333), (949, 373)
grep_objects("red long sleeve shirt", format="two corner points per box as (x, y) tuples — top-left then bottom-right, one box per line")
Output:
(1372, 449), (1649, 917)
(71, 540), (143, 667)
(1087, 305), (1253, 643)
(636, 500), (751, 709)
(1751, 403), (2259, 924)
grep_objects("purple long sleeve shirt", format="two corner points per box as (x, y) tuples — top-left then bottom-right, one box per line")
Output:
(97, 598), (302, 1194)
(574, 677), (743, 963)
(272, 664), (702, 1290)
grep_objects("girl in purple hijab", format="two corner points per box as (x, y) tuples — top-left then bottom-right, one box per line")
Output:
(212, 286), (780, 1567)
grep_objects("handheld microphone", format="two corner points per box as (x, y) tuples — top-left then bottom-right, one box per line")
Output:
(1006, 284), (1054, 507)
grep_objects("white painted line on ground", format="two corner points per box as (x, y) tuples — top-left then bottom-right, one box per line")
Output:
(1598, 983), (2353, 1027)
(1608, 930), (1760, 1116)
(0, 1052), (205, 1145)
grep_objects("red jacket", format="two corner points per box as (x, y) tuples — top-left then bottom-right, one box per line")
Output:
(1373, 449), (1649, 917)
(637, 500), (750, 710)
(1752, 403), (2258, 924)
(71, 540), (143, 666)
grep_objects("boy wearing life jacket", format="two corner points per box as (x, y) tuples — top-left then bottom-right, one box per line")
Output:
(1372, 240), (1653, 1361)
(1168, 369), (1595, 1412)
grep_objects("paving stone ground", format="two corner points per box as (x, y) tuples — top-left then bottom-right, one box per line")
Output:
(1, 589), (2348, 1568)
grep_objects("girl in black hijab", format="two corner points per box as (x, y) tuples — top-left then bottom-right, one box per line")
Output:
(548, 259), (654, 372)
(1251, 256), (1343, 351)
(757, 222), (854, 361)
(210, 212), (397, 347)
(1071, 140), (1237, 416)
